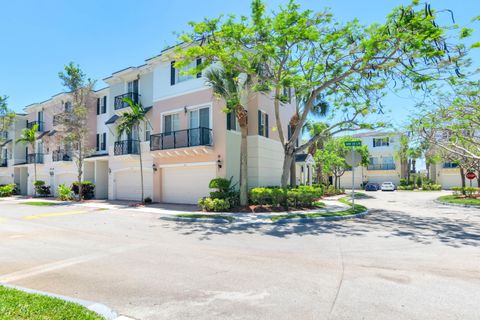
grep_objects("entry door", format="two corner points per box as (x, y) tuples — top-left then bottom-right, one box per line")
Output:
(189, 107), (210, 146)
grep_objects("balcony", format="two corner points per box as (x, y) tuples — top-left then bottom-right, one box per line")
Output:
(52, 150), (72, 162)
(367, 163), (396, 171)
(114, 92), (140, 110)
(27, 121), (45, 132)
(114, 140), (140, 156)
(0, 131), (8, 140)
(27, 153), (44, 164)
(0, 158), (7, 167)
(150, 127), (213, 151)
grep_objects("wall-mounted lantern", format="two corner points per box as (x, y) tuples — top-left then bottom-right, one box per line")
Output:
(49, 168), (54, 176)
(217, 155), (223, 169)
(152, 163), (158, 172)
(109, 168), (112, 174)
(184, 106), (188, 114)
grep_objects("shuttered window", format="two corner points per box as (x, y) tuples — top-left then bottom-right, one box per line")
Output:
(258, 110), (269, 138)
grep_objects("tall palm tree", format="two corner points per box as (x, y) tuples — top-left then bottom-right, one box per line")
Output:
(116, 97), (147, 203)
(16, 123), (39, 196)
(204, 66), (251, 206)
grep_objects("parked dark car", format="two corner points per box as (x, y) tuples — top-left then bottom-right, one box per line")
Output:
(365, 183), (380, 191)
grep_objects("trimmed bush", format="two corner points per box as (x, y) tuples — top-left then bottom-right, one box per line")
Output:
(421, 184), (442, 191)
(198, 197), (231, 212)
(464, 187), (480, 198)
(71, 181), (95, 200)
(249, 185), (323, 208)
(398, 185), (415, 190)
(33, 180), (51, 196)
(0, 184), (16, 197)
(451, 186), (464, 196)
(57, 184), (74, 201)
(144, 197), (152, 204)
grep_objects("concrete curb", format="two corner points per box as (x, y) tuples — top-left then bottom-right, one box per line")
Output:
(0, 283), (119, 319)
(273, 210), (369, 224)
(434, 199), (480, 209)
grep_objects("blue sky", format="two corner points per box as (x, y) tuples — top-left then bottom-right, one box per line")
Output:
(1, 0), (479, 127)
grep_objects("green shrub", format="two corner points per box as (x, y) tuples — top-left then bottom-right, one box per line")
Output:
(198, 197), (231, 212)
(249, 187), (272, 205)
(422, 184), (442, 191)
(34, 180), (51, 196)
(416, 176), (422, 188)
(57, 184), (74, 201)
(0, 184), (16, 197)
(250, 185), (323, 208)
(71, 181), (95, 200)
(399, 178), (408, 187)
(464, 187), (479, 198)
(144, 197), (152, 204)
(451, 186), (464, 196)
(204, 177), (238, 209)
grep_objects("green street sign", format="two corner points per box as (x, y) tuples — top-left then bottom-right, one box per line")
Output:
(344, 141), (362, 147)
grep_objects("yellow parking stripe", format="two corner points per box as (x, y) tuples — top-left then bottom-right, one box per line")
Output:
(23, 211), (89, 220)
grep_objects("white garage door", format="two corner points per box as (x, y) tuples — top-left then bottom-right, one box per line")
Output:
(162, 165), (216, 204)
(440, 173), (462, 189)
(56, 173), (76, 190)
(115, 170), (142, 201)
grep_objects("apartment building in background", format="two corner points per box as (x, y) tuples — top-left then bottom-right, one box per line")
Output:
(339, 131), (408, 188)
(429, 162), (465, 189)
(0, 47), (296, 204)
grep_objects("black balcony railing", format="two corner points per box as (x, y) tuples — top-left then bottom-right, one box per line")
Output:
(27, 121), (45, 132)
(52, 150), (72, 162)
(150, 127), (213, 151)
(114, 92), (140, 110)
(0, 131), (8, 140)
(0, 158), (7, 167)
(367, 163), (396, 170)
(114, 140), (140, 155)
(27, 153), (44, 164)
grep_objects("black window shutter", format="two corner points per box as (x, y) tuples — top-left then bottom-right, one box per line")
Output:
(196, 58), (202, 78)
(373, 139), (376, 147)
(265, 113), (269, 138)
(96, 134), (99, 151)
(226, 113), (231, 130)
(102, 133), (106, 150)
(287, 125), (291, 140)
(102, 96), (107, 113)
(170, 61), (176, 85)
(96, 98), (100, 115)
(258, 110), (262, 136)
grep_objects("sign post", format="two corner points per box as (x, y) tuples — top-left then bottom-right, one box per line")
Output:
(344, 141), (362, 207)
(466, 170), (477, 187)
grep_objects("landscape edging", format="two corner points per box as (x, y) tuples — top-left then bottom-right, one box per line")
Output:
(159, 216), (232, 223)
(434, 199), (480, 209)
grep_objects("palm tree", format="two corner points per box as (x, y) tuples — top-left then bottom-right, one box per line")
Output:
(204, 66), (251, 206)
(16, 123), (39, 196)
(116, 97), (147, 203)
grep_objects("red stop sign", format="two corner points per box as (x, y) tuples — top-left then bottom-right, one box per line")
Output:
(466, 172), (477, 180)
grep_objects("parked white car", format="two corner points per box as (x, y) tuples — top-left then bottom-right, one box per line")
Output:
(381, 182), (396, 191)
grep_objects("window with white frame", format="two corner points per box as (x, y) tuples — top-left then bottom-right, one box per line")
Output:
(177, 61), (196, 83)
(373, 137), (389, 147)
(163, 113), (180, 135)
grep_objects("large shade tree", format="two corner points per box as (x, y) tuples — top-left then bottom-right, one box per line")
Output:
(176, 0), (471, 187)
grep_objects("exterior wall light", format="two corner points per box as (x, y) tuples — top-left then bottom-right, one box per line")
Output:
(217, 155), (223, 169)
(49, 168), (54, 176)
(152, 164), (158, 172)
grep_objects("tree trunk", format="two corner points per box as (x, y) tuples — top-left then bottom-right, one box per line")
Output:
(33, 144), (37, 197)
(77, 143), (83, 201)
(426, 163), (430, 181)
(460, 167), (466, 195)
(139, 128), (145, 204)
(290, 159), (296, 186)
(407, 159), (411, 183)
(281, 148), (294, 188)
(238, 117), (248, 207)
(412, 159), (417, 174)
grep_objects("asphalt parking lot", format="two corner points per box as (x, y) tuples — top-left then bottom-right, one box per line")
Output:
(0, 191), (479, 320)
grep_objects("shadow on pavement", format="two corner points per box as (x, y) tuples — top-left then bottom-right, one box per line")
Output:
(161, 209), (480, 248)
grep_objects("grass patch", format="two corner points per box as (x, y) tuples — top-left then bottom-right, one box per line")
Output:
(0, 285), (104, 319)
(175, 214), (234, 222)
(438, 195), (480, 206)
(22, 201), (60, 206)
(313, 201), (326, 208)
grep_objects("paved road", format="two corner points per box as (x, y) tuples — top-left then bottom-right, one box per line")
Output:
(0, 192), (479, 320)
